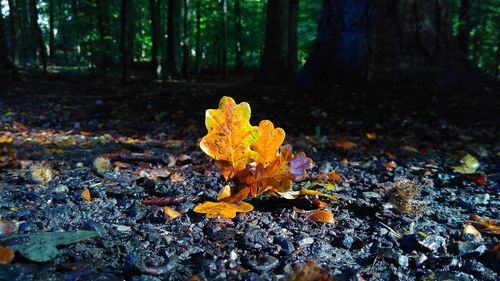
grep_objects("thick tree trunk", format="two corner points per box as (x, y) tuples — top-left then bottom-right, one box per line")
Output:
(0, 12), (12, 70)
(121, 0), (130, 83)
(258, 0), (290, 83)
(234, 0), (243, 71)
(457, 0), (472, 54)
(472, 0), (482, 65)
(49, 0), (55, 59)
(71, 0), (81, 70)
(96, 0), (112, 78)
(297, 0), (485, 90)
(29, 0), (47, 74)
(7, 0), (19, 68)
(127, 3), (135, 64)
(220, 0), (228, 79)
(167, 0), (181, 78)
(182, 0), (190, 78)
(58, 0), (68, 64)
(288, 0), (299, 77)
(195, 0), (201, 74)
(150, 0), (159, 79)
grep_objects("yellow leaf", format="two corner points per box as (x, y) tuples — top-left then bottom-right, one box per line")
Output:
(366, 133), (377, 139)
(200, 96), (260, 179)
(251, 120), (285, 167)
(451, 153), (479, 174)
(81, 187), (91, 202)
(217, 185), (232, 201)
(193, 201), (254, 219)
(163, 206), (181, 221)
(299, 189), (340, 201)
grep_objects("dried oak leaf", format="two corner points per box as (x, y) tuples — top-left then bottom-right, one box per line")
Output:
(193, 201), (253, 219)
(466, 214), (500, 235)
(244, 145), (312, 196)
(251, 120), (285, 167)
(200, 96), (260, 180)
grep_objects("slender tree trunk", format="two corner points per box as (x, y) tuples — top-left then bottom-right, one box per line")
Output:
(29, 0), (47, 74)
(121, 0), (130, 83)
(127, 2), (135, 64)
(96, 0), (111, 78)
(457, 0), (472, 54)
(58, 0), (68, 64)
(234, 0), (243, 71)
(258, 0), (290, 83)
(220, 0), (228, 78)
(0, 12), (12, 70)
(182, 0), (190, 78)
(167, 0), (180, 78)
(472, 0), (482, 64)
(150, 0), (159, 79)
(49, 0), (55, 59)
(7, 0), (19, 70)
(87, 8), (95, 75)
(195, 0), (201, 74)
(288, 0), (299, 77)
(495, 30), (500, 78)
(71, 0), (81, 71)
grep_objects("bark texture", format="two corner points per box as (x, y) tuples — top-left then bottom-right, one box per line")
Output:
(297, 0), (486, 90)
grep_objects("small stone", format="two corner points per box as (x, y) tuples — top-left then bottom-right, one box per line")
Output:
(341, 235), (354, 249)
(298, 237), (314, 248)
(397, 255), (409, 267)
(452, 241), (487, 258)
(54, 184), (68, 194)
(247, 254), (279, 272)
(417, 234), (446, 252)
(113, 225), (131, 232)
(363, 191), (381, 199)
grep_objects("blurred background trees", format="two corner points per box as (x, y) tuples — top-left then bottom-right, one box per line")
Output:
(0, 0), (497, 82)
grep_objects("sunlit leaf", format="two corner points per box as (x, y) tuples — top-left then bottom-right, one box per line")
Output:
(366, 133), (377, 139)
(305, 210), (335, 224)
(451, 153), (479, 174)
(217, 185), (232, 201)
(251, 120), (285, 167)
(466, 214), (500, 235)
(81, 187), (91, 202)
(163, 206), (181, 221)
(463, 225), (482, 240)
(193, 201), (254, 219)
(200, 97), (260, 180)
(299, 189), (340, 201)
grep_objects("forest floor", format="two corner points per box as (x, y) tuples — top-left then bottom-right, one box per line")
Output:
(0, 75), (499, 281)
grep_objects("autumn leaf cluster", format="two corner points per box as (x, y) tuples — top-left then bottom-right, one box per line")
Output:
(194, 96), (313, 218)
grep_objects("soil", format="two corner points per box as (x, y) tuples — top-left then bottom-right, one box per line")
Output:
(0, 76), (498, 280)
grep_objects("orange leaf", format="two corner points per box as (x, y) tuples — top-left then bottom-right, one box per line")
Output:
(305, 210), (335, 224)
(334, 141), (357, 150)
(466, 214), (500, 235)
(0, 245), (14, 264)
(81, 187), (91, 202)
(220, 186), (250, 203)
(217, 184), (232, 201)
(366, 133), (377, 139)
(163, 206), (181, 221)
(200, 97), (260, 180)
(251, 120), (285, 167)
(312, 199), (329, 208)
(193, 201), (254, 219)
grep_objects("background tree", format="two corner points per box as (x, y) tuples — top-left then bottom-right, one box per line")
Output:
(121, 0), (131, 82)
(297, 0), (491, 89)
(7, 0), (19, 70)
(182, 0), (190, 78)
(167, 0), (180, 78)
(0, 11), (12, 69)
(29, 0), (47, 73)
(150, 0), (160, 79)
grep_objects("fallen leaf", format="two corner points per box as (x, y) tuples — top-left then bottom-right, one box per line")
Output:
(0, 245), (14, 264)
(334, 141), (357, 150)
(466, 173), (487, 185)
(113, 161), (127, 169)
(366, 133), (377, 139)
(385, 161), (397, 170)
(287, 261), (334, 281)
(81, 187), (91, 202)
(463, 225), (482, 240)
(170, 173), (184, 183)
(193, 201), (254, 219)
(163, 206), (181, 221)
(251, 120), (285, 167)
(200, 96), (260, 180)
(451, 153), (479, 174)
(217, 185), (232, 201)
(312, 199), (329, 208)
(299, 189), (340, 201)
(305, 210), (335, 224)
(466, 214), (500, 235)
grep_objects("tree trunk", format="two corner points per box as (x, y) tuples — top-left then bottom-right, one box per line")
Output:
(150, 0), (159, 79)
(220, 0), (228, 79)
(96, 0), (111, 78)
(49, 0), (55, 59)
(71, 0), (81, 71)
(195, 0), (201, 74)
(167, 0), (180, 78)
(121, 0), (130, 83)
(288, 0), (299, 77)
(258, 0), (289, 83)
(234, 0), (242, 71)
(127, 2), (135, 64)
(297, 0), (485, 90)
(457, 0), (472, 54)
(58, 0), (68, 64)
(29, 0), (47, 74)
(7, 0), (19, 69)
(0, 11), (12, 70)
(495, 30), (500, 78)
(472, 0), (482, 65)
(182, 0), (190, 78)
(87, 6), (95, 76)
